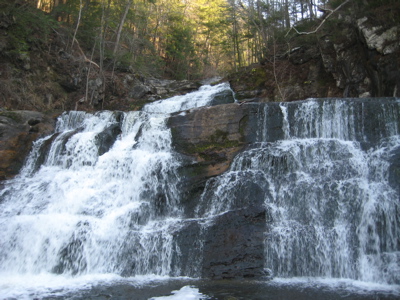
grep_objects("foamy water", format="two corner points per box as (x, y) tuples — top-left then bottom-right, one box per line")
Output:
(0, 86), (399, 299)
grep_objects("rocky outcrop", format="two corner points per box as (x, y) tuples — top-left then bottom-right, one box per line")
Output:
(228, 5), (400, 102)
(357, 17), (399, 55)
(168, 96), (400, 211)
(318, 14), (400, 98)
(168, 102), (281, 217)
(0, 111), (55, 180)
(228, 52), (341, 102)
(168, 103), (255, 198)
(168, 96), (400, 280)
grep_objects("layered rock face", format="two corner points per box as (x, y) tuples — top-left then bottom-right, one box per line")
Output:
(0, 111), (55, 180)
(228, 7), (400, 102)
(169, 103), (250, 177)
(201, 206), (266, 279)
(169, 96), (400, 282)
(319, 14), (399, 98)
(169, 97), (400, 184)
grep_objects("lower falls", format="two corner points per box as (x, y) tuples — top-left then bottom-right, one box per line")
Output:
(0, 83), (399, 299)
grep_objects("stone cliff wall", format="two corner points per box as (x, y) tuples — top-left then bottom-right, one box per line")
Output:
(168, 97), (400, 206)
(168, 97), (400, 279)
(228, 4), (400, 102)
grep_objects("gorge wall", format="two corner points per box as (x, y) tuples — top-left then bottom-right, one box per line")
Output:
(168, 96), (400, 282)
(228, 3), (400, 102)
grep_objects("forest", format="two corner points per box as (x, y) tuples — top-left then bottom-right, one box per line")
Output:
(2, 0), (369, 80)
(1, 0), (399, 111)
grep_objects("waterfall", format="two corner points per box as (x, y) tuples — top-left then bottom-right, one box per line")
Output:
(195, 98), (400, 284)
(0, 83), (232, 280)
(0, 84), (399, 298)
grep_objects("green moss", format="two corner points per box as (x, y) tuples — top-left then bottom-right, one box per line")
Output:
(184, 132), (241, 161)
(230, 66), (267, 91)
(179, 163), (208, 178)
(210, 129), (228, 143)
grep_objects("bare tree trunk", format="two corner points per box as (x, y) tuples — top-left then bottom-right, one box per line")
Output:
(300, 0), (305, 19)
(113, 0), (133, 56)
(70, 0), (83, 51)
(308, 0), (315, 19)
(228, 0), (240, 71)
(99, 0), (111, 72)
(272, 36), (286, 101)
(284, 0), (291, 28)
(256, 0), (268, 48)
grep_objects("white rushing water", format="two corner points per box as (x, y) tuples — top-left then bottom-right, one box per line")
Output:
(0, 83), (231, 299)
(149, 286), (207, 300)
(0, 85), (399, 299)
(195, 98), (400, 285)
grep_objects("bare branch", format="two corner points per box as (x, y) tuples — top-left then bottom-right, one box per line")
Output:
(72, 37), (100, 69)
(286, 0), (351, 36)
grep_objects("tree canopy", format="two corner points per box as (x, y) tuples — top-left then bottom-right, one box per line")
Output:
(5, 0), (365, 79)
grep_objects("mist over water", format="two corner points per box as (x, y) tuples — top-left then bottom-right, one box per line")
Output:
(0, 84), (400, 299)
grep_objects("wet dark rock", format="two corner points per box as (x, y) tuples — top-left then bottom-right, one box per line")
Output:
(169, 220), (204, 277)
(201, 206), (266, 279)
(0, 111), (55, 180)
(95, 120), (123, 156)
(169, 103), (259, 206)
(209, 88), (235, 106)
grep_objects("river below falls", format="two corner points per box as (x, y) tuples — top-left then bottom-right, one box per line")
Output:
(0, 274), (400, 300)
(1, 275), (400, 299)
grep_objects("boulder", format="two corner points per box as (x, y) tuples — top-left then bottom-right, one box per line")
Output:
(88, 77), (104, 105)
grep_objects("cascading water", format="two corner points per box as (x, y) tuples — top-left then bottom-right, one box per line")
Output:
(1, 82), (400, 299)
(0, 83), (232, 298)
(0, 109), (182, 276)
(195, 98), (400, 285)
